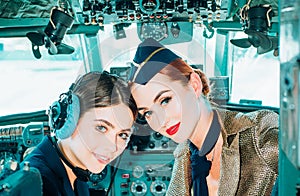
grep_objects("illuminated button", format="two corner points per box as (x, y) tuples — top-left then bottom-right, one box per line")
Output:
(136, 13), (141, 20)
(122, 173), (130, 178)
(91, 17), (97, 25)
(129, 14), (134, 20)
(121, 183), (129, 188)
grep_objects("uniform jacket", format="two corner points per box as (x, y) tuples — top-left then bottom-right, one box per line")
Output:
(166, 108), (279, 196)
(22, 136), (90, 196)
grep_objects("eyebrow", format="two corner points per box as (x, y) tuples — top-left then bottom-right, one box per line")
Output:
(121, 128), (132, 133)
(154, 90), (170, 103)
(138, 90), (171, 111)
(95, 119), (115, 129)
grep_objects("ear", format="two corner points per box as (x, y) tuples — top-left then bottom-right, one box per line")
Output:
(188, 72), (202, 98)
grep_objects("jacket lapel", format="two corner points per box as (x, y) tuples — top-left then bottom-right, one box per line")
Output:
(219, 131), (240, 196)
(215, 108), (252, 196)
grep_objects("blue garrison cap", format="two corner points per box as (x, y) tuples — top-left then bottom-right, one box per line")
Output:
(128, 38), (181, 85)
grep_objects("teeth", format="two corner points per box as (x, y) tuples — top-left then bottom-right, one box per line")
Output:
(98, 155), (108, 161)
(93, 152), (111, 162)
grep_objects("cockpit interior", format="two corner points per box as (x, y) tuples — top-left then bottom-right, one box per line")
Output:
(0, 0), (298, 195)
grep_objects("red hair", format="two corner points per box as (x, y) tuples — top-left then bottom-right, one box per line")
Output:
(159, 58), (210, 96)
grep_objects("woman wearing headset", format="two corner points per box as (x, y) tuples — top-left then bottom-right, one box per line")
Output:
(23, 71), (138, 195)
(129, 38), (278, 195)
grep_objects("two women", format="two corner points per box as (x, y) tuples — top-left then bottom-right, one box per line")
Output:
(129, 38), (278, 195)
(22, 71), (137, 195)
(23, 38), (279, 195)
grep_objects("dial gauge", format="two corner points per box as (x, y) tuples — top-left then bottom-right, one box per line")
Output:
(140, 22), (168, 42)
(132, 165), (144, 178)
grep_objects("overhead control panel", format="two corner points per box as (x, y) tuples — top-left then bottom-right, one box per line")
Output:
(77, 0), (229, 26)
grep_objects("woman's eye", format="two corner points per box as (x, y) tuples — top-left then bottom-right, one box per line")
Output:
(161, 97), (172, 106)
(143, 111), (153, 118)
(119, 132), (130, 140)
(96, 125), (107, 133)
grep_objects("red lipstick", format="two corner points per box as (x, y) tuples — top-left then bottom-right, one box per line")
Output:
(166, 122), (180, 136)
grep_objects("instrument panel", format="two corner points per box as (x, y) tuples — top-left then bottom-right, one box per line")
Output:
(0, 119), (177, 196)
(87, 122), (178, 195)
(77, 0), (229, 25)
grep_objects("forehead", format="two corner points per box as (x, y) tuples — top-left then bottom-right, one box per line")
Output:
(84, 103), (134, 128)
(131, 73), (183, 107)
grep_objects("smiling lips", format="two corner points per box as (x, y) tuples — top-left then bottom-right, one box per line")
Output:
(93, 153), (111, 164)
(166, 122), (180, 136)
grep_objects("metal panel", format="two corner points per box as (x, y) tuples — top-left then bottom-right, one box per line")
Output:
(280, 0), (300, 168)
(279, 0), (300, 195)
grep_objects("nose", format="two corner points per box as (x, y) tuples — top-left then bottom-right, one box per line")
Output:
(148, 107), (167, 131)
(103, 132), (118, 153)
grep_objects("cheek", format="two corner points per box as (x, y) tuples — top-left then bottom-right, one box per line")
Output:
(146, 105), (166, 130)
(77, 126), (106, 152)
(89, 135), (105, 149)
(146, 99), (181, 131)
(159, 98), (182, 125)
(69, 134), (93, 163)
(166, 97), (182, 119)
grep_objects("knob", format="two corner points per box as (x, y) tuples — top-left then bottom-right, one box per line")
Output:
(131, 180), (147, 196)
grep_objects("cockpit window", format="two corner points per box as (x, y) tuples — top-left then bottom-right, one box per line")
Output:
(0, 35), (84, 116)
(228, 31), (280, 107)
(0, 26), (279, 117)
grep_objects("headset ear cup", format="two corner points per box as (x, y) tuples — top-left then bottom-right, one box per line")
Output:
(55, 94), (80, 139)
(49, 101), (62, 129)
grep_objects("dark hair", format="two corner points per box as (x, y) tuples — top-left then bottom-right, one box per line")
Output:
(160, 58), (210, 96)
(72, 71), (138, 119)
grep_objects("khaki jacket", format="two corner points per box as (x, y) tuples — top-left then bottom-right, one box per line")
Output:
(166, 109), (279, 196)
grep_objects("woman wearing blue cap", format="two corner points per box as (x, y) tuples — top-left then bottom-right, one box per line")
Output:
(129, 38), (278, 195)
(22, 71), (137, 195)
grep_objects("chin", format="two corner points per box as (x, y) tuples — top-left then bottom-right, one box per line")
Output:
(172, 136), (187, 144)
(89, 166), (104, 174)
(88, 162), (106, 174)
(171, 129), (191, 144)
